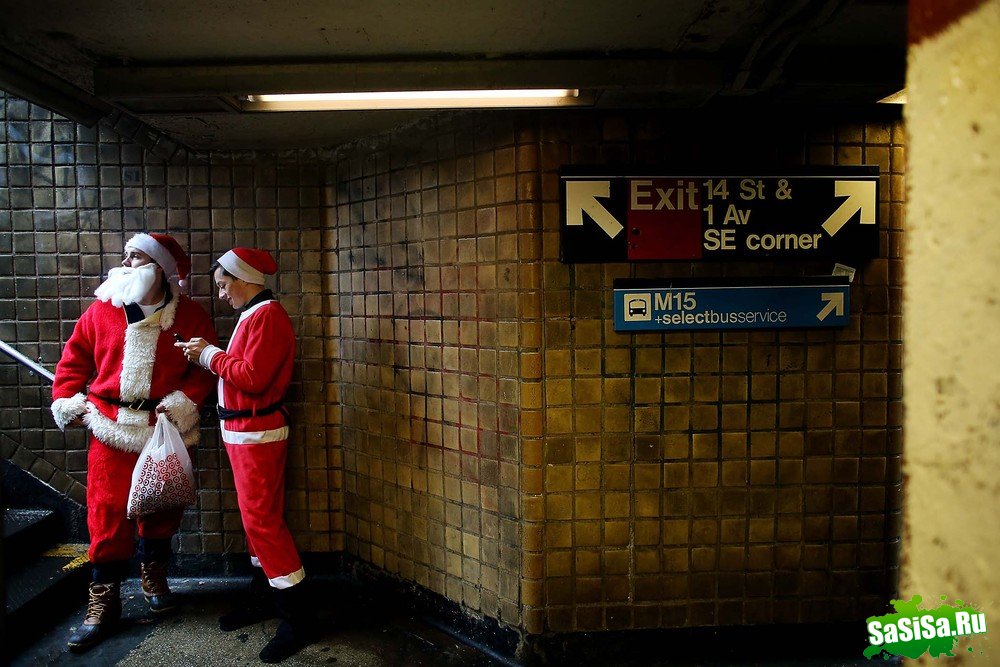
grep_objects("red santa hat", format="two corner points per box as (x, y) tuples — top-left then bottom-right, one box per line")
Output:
(124, 232), (191, 291)
(217, 247), (278, 285)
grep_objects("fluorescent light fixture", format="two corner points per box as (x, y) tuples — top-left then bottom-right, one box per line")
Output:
(878, 89), (906, 104)
(244, 88), (584, 111)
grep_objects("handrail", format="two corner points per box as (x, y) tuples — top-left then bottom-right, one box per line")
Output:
(0, 339), (55, 384)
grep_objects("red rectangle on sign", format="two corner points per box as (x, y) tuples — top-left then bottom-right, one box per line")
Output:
(627, 178), (702, 260)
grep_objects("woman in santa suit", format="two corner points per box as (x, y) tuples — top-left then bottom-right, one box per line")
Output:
(51, 232), (218, 651)
(179, 247), (315, 664)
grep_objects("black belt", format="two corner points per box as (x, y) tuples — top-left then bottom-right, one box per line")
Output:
(92, 394), (161, 412)
(217, 400), (285, 421)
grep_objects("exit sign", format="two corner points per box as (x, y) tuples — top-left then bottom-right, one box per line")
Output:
(561, 166), (879, 263)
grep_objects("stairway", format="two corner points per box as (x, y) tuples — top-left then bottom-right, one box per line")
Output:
(2, 502), (91, 661)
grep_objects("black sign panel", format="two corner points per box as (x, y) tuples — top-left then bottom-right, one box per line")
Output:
(560, 167), (879, 263)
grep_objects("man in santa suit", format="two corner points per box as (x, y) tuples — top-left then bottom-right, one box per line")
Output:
(178, 247), (314, 664)
(51, 232), (217, 651)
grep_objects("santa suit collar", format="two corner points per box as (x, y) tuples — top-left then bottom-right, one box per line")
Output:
(236, 291), (275, 326)
(118, 284), (181, 424)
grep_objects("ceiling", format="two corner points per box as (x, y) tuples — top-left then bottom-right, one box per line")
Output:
(0, 0), (906, 151)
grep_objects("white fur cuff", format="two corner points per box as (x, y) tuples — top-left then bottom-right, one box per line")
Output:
(198, 344), (223, 372)
(52, 393), (88, 431)
(158, 390), (201, 435)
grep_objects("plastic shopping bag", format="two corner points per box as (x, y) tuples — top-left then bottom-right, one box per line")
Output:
(126, 412), (196, 518)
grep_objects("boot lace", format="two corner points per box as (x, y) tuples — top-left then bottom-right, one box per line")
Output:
(84, 583), (117, 624)
(141, 561), (171, 596)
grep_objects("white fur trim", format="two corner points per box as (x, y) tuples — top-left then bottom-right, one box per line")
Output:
(118, 288), (180, 407)
(218, 250), (266, 285)
(51, 393), (87, 430)
(269, 567), (306, 590)
(126, 233), (177, 280)
(159, 390), (200, 434)
(159, 284), (180, 330)
(198, 344), (223, 371)
(221, 425), (289, 444)
(120, 321), (158, 408)
(83, 405), (201, 453)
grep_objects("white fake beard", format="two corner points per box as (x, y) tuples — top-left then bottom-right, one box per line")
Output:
(94, 265), (159, 307)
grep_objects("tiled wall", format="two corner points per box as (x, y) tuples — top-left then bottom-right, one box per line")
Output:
(319, 110), (903, 634)
(523, 113), (904, 633)
(330, 116), (532, 627)
(1, 88), (903, 637)
(0, 91), (340, 555)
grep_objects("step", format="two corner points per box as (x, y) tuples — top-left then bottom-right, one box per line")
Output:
(3, 542), (90, 660)
(3, 507), (63, 571)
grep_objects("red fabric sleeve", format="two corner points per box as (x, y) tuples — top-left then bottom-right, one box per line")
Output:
(209, 306), (293, 395)
(52, 305), (97, 401)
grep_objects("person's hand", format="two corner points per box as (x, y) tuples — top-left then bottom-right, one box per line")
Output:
(155, 404), (173, 420)
(67, 416), (85, 427)
(175, 337), (210, 363)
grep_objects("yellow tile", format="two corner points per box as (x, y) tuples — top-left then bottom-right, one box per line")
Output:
(575, 550), (601, 576)
(575, 378), (602, 404)
(546, 493), (573, 520)
(604, 407), (632, 432)
(547, 522), (573, 548)
(635, 491), (660, 517)
(546, 407), (573, 433)
(576, 437), (602, 462)
(604, 549), (630, 574)
(546, 551), (572, 576)
(545, 465), (573, 492)
(604, 348), (632, 374)
(604, 492), (630, 518)
(574, 521), (602, 547)
(545, 378), (573, 405)
(574, 493), (601, 520)
(575, 406), (602, 432)
(574, 349), (602, 376)
(575, 464), (601, 490)
(603, 377), (631, 403)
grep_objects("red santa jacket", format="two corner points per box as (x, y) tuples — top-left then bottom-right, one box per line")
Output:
(201, 298), (295, 444)
(51, 288), (218, 453)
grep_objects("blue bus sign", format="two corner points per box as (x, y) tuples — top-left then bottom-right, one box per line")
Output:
(613, 281), (851, 332)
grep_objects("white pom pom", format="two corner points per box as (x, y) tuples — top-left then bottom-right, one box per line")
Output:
(177, 278), (188, 292)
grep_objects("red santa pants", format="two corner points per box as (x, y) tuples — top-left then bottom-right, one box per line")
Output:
(87, 434), (183, 564)
(224, 439), (303, 587)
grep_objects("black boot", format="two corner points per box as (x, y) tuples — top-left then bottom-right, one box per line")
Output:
(67, 581), (122, 651)
(218, 568), (276, 631)
(259, 583), (318, 663)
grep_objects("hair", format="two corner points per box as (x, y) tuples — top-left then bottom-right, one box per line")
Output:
(209, 261), (235, 279)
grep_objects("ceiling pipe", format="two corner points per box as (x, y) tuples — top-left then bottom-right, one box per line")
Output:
(727, 0), (849, 95)
(0, 48), (111, 126)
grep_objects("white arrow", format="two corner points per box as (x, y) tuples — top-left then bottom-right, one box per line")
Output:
(817, 292), (845, 321)
(565, 180), (624, 239)
(821, 180), (876, 237)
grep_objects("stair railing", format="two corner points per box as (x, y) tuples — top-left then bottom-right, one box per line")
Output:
(0, 340), (54, 384)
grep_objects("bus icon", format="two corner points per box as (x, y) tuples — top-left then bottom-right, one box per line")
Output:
(622, 293), (652, 321)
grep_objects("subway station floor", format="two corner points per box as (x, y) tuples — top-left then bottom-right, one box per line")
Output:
(10, 576), (506, 667)
(10, 575), (891, 666)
